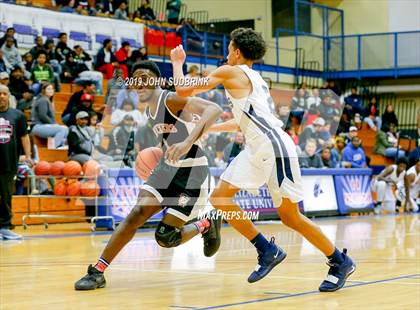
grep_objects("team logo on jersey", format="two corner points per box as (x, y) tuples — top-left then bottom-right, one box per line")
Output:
(0, 118), (13, 144)
(178, 194), (191, 208)
(153, 123), (178, 135)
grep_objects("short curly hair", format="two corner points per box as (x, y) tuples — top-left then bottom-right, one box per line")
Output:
(230, 28), (266, 61)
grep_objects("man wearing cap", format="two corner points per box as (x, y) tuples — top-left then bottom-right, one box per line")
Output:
(0, 84), (32, 239)
(341, 136), (367, 168)
(342, 126), (358, 144)
(68, 92), (102, 127)
(62, 81), (96, 126)
(67, 111), (112, 165)
(0, 72), (17, 109)
(299, 117), (327, 150)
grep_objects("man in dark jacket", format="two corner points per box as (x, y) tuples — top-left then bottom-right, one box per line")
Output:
(95, 39), (119, 79)
(9, 66), (30, 101)
(0, 27), (18, 48)
(62, 80), (96, 125)
(299, 139), (324, 168)
(55, 33), (72, 63)
(68, 93), (101, 127)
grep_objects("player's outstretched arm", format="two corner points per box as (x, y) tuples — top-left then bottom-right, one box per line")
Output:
(170, 45), (229, 97)
(207, 119), (240, 133)
(165, 94), (223, 162)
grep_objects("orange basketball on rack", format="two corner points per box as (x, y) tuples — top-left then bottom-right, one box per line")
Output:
(34, 161), (51, 176)
(50, 161), (65, 176)
(80, 180), (100, 197)
(83, 160), (101, 178)
(63, 160), (82, 176)
(135, 147), (163, 181)
(54, 180), (67, 196)
(67, 180), (81, 196)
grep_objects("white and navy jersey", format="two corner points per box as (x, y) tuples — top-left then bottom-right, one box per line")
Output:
(385, 165), (405, 184)
(145, 90), (207, 167)
(405, 166), (420, 188)
(225, 64), (283, 146)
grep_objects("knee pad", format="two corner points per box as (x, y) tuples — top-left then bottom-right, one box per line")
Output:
(155, 222), (182, 248)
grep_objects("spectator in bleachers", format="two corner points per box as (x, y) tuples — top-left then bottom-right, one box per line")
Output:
(327, 80), (341, 97)
(299, 117), (326, 151)
(330, 137), (345, 167)
(62, 80), (96, 125)
(23, 52), (33, 73)
(31, 51), (54, 95)
(223, 132), (245, 163)
(342, 126), (358, 144)
(0, 72), (17, 109)
(29, 36), (45, 59)
(1, 37), (25, 73)
(138, 0), (156, 20)
(299, 139), (323, 168)
(68, 93), (99, 126)
(59, 0), (76, 13)
(167, 0), (182, 24)
(73, 45), (91, 65)
(68, 111), (112, 165)
(307, 87), (321, 107)
(114, 87), (138, 110)
(320, 147), (334, 168)
(17, 90), (34, 112)
(97, 0), (116, 15)
(9, 67), (30, 102)
(363, 96), (381, 131)
(115, 41), (131, 78)
(108, 114), (137, 167)
(88, 111), (105, 149)
(374, 123), (405, 159)
(44, 39), (57, 64)
(319, 94), (340, 129)
(111, 99), (147, 126)
(336, 113), (350, 135)
(381, 103), (399, 129)
(290, 88), (307, 123)
(341, 136), (367, 168)
(344, 87), (363, 118)
(55, 33), (72, 63)
(73, 45), (104, 94)
(0, 27), (17, 48)
(95, 39), (119, 79)
(60, 52), (79, 83)
(105, 68), (124, 107)
(114, 1), (129, 20)
(31, 83), (68, 148)
(0, 49), (12, 73)
(302, 103), (320, 127)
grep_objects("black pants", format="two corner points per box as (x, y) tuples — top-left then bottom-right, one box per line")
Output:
(0, 173), (15, 229)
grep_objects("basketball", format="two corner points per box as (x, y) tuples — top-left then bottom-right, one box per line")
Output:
(135, 147), (163, 181)
(80, 180), (100, 197)
(53, 180), (67, 196)
(63, 161), (83, 177)
(83, 160), (101, 178)
(67, 180), (81, 196)
(50, 161), (65, 176)
(34, 161), (51, 176)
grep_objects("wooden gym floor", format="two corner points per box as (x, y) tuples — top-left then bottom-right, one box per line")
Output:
(1, 214), (419, 310)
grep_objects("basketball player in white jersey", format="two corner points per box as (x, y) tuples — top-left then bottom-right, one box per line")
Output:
(168, 28), (355, 292)
(397, 159), (420, 212)
(372, 157), (408, 214)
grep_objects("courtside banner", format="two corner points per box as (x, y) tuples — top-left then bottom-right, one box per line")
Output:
(301, 175), (338, 214)
(234, 187), (277, 218)
(334, 173), (374, 214)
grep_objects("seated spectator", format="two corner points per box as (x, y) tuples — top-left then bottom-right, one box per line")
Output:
(336, 113), (351, 135)
(299, 117), (326, 150)
(138, 0), (156, 20)
(44, 39), (60, 71)
(87, 112), (105, 149)
(1, 37), (25, 73)
(111, 99), (147, 126)
(31, 51), (54, 94)
(31, 83), (68, 148)
(0, 27), (17, 48)
(29, 36), (45, 59)
(341, 136), (367, 168)
(320, 122), (332, 141)
(319, 94), (341, 129)
(374, 124), (405, 159)
(363, 96), (381, 131)
(302, 103), (320, 127)
(73, 45), (92, 66)
(344, 87), (363, 118)
(114, 1), (129, 20)
(62, 80), (96, 124)
(307, 87), (321, 107)
(9, 66), (30, 102)
(342, 126), (358, 144)
(290, 88), (307, 123)
(105, 69), (125, 108)
(55, 33), (72, 64)
(223, 132), (245, 163)
(67, 111), (112, 165)
(299, 139), (323, 168)
(68, 93), (100, 126)
(331, 136), (345, 166)
(59, 0), (76, 13)
(167, 0), (182, 24)
(0, 72), (17, 109)
(381, 103), (399, 129)
(23, 53), (34, 73)
(60, 52), (79, 83)
(95, 39), (119, 79)
(0, 49), (12, 73)
(115, 42), (131, 79)
(17, 90), (34, 112)
(135, 122), (159, 152)
(320, 147), (334, 168)
(73, 45), (104, 94)
(108, 115), (137, 167)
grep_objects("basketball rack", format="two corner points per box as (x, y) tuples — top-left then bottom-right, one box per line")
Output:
(21, 175), (115, 231)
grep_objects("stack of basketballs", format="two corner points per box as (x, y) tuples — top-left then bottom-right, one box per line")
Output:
(34, 160), (101, 197)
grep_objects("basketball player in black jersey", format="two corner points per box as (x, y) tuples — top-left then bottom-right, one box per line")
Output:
(75, 61), (223, 290)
